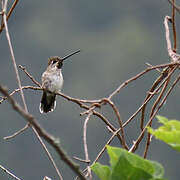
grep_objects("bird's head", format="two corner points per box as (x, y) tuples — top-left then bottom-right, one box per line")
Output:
(48, 50), (81, 70)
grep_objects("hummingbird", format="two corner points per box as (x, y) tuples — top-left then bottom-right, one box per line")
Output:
(39, 50), (80, 113)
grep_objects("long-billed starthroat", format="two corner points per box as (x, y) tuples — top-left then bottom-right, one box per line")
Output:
(39, 50), (80, 113)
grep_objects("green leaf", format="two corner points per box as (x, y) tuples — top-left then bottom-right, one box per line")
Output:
(156, 115), (169, 124)
(110, 152), (152, 180)
(107, 145), (164, 180)
(91, 146), (166, 180)
(91, 162), (111, 180)
(148, 115), (180, 152)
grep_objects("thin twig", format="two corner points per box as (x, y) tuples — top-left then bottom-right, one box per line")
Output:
(19, 65), (41, 87)
(140, 67), (170, 130)
(104, 98), (128, 150)
(43, 176), (53, 180)
(164, 16), (180, 62)
(0, 0), (19, 34)
(80, 105), (96, 116)
(158, 72), (180, 112)
(143, 67), (174, 158)
(2, 0), (28, 112)
(0, 86), (41, 104)
(83, 111), (93, 180)
(83, 112), (92, 163)
(32, 127), (63, 180)
(73, 156), (90, 164)
(143, 80), (170, 158)
(0, 164), (21, 180)
(145, 62), (161, 73)
(4, 123), (30, 140)
(168, 0), (180, 14)
(108, 62), (180, 99)
(172, 0), (177, 52)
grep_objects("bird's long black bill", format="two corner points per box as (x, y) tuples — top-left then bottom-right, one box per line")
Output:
(62, 50), (81, 61)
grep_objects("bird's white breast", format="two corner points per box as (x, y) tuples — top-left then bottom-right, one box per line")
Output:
(51, 71), (63, 92)
(42, 69), (63, 93)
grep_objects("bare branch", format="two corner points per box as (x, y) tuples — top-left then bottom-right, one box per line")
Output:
(164, 16), (180, 62)
(103, 98), (128, 150)
(0, 164), (21, 180)
(73, 156), (90, 164)
(43, 177), (53, 180)
(2, 1), (27, 111)
(143, 68), (172, 158)
(140, 67), (170, 130)
(83, 112), (92, 164)
(172, 0), (177, 52)
(0, 86), (41, 104)
(83, 111), (93, 180)
(4, 123), (30, 140)
(33, 127), (63, 180)
(0, 85), (86, 180)
(168, 0), (180, 14)
(108, 62), (180, 99)
(19, 65), (41, 87)
(0, 0), (19, 34)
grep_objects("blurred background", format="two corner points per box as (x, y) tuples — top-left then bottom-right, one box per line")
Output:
(0, 0), (180, 179)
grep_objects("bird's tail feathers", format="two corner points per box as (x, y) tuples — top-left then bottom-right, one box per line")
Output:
(39, 91), (56, 113)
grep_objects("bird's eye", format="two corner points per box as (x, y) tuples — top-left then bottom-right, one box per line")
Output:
(57, 61), (63, 69)
(52, 60), (57, 64)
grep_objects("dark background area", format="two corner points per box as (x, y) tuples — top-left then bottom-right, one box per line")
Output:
(0, 0), (180, 179)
